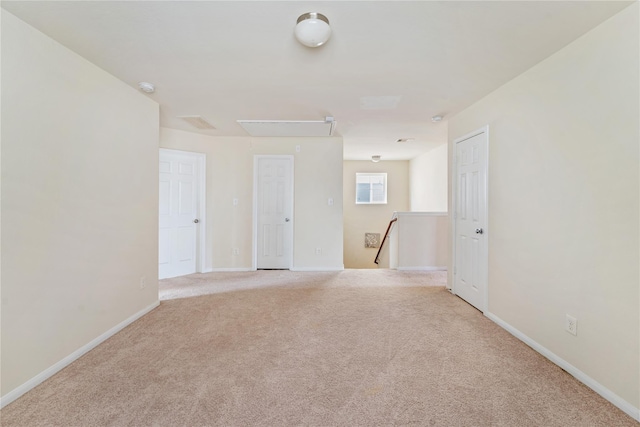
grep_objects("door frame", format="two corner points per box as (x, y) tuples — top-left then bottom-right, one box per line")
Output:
(159, 148), (207, 274)
(451, 126), (489, 313)
(252, 155), (295, 270)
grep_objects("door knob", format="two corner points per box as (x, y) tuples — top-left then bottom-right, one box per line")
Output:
(475, 228), (483, 234)
(194, 219), (199, 223)
(285, 218), (290, 222)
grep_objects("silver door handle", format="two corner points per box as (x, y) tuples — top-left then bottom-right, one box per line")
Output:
(475, 228), (483, 234)
(194, 219), (199, 223)
(285, 218), (290, 222)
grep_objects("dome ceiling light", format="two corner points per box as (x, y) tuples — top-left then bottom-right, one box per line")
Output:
(295, 12), (331, 48)
(371, 155), (381, 163)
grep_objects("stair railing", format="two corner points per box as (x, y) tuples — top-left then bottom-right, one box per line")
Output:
(374, 217), (398, 265)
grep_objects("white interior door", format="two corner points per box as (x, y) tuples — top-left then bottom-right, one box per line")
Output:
(159, 150), (201, 279)
(454, 129), (488, 311)
(255, 156), (293, 269)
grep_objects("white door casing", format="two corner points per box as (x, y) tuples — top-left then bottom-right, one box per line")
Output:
(159, 149), (206, 279)
(453, 127), (488, 312)
(254, 156), (294, 269)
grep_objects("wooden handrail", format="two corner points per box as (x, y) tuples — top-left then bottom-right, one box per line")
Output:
(374, 217), (398, 265)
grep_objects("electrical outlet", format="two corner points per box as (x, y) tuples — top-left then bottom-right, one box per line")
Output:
(565, 314), (577, 336)
(233, 248), (240, 256)
(233, 198), (239, 206)
(296, 145), (301, 152)
(315, 247), (322, 255)
(139, 276), (146, 290)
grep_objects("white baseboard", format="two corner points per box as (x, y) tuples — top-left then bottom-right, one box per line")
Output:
(0, 301), (160, 409)
(397, 266), (447, 271)
(485, 312), (640, 422)
(290, 266), (345, 272)
(207, 268), (252, 272)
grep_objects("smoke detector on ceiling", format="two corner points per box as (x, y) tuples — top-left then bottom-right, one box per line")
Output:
(431, 115), (444, 123)
(138, 82), (155, 93)
(396, 138), (415, 143)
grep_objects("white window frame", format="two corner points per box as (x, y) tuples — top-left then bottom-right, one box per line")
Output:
(356, 172), (388, 205)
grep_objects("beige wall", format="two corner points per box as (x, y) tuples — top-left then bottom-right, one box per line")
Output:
(343, 161), (409, 268)
(1, 11), (159, 397)
(160, 128), (344, 270)
(395, 213), (448, 269)
(410, 144), (448, 212)
(448, 3), (639, 409)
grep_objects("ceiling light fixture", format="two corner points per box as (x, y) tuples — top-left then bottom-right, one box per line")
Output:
(138, 82), (155, 93)
(431, 115), (444, 123)
(371, 155), (381, 163)
(295, 12), (331, 47)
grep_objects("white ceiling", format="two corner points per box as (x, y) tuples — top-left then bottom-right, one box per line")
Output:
(2, 1), (632, 160)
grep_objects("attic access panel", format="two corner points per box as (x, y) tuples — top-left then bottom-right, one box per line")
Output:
(237, 120), (336, 137)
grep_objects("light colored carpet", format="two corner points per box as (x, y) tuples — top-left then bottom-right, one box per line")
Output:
(1, 270), (636, 426)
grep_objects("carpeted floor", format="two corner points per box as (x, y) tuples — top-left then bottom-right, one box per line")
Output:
(1, 270), (636, 426)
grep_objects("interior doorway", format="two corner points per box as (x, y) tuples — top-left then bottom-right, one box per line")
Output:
(452, 127), (488, 312)
(159, 149), (206, 279)
(253, 155), (294, 270)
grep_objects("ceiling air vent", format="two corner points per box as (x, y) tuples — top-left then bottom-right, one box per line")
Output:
(178, 116), (216, 130)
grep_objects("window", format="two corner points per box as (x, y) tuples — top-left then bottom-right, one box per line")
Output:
(356, 173), (387, 204)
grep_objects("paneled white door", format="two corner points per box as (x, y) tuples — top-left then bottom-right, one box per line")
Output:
(256, 156), (293, 269)
(159, 150), (200, 279)
(454, 129), (488, 311)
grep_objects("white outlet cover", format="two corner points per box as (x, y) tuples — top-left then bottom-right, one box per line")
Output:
(565, 314), (577, 336)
